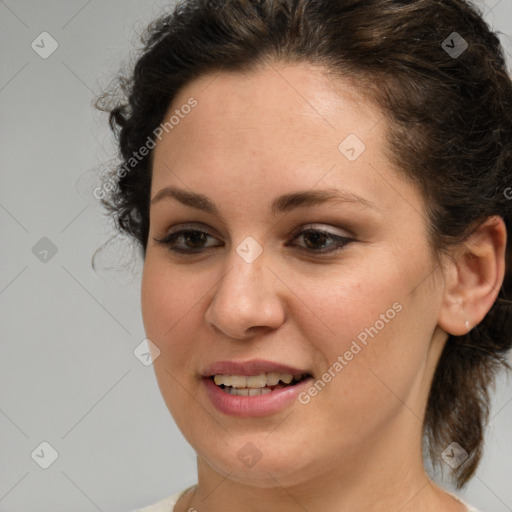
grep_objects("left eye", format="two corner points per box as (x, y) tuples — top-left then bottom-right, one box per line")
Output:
(289, 227), (354, 254)
(153, 227), (354, 255)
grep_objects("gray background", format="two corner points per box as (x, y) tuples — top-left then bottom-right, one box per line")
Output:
(0, 1), (511, 511)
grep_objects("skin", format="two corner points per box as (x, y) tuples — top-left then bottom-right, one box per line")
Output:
(140, 61), (506, 512)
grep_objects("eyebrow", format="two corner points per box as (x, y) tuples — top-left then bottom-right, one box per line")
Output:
(150, 185), (378, 215)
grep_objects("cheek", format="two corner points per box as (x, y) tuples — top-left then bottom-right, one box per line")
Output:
(141, 257), (201, 358)
(299, 256), (435, 398)
(140, 258), (204, 419)
(298, 259), (408, 347)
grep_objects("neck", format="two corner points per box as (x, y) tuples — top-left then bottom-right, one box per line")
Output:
(179, 414), (465, 512)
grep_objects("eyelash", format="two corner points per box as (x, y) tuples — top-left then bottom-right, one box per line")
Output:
(153, 226), (355, 256)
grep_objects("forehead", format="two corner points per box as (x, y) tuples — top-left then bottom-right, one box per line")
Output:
(158, 61), (379, 153)
(150, 61), (421, 218)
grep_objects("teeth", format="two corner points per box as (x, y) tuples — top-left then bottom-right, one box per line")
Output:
(265, 372), (281, 386)
(228, 387), (273, 396)
(280, 374), (293, 384)
(231, 375), (247, 388)
(213, 372), (304, 388)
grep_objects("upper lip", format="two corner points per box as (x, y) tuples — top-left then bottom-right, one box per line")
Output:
(202, 359), (312, 377)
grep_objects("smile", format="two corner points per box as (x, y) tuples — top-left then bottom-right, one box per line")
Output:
(212, 372), (309, 396)
(203, 373), (314, 417)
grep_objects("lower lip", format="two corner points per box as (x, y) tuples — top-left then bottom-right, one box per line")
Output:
(203, 377), (313, 417)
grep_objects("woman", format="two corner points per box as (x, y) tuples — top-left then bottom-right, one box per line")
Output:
(96, 0), (512, 510)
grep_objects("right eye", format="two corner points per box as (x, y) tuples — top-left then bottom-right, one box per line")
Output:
(153, 229), (222, 254)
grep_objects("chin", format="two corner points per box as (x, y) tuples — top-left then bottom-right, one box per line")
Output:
(192, 432), (320, 488)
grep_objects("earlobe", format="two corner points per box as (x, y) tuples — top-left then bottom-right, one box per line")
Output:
(437, 216), (507, 337)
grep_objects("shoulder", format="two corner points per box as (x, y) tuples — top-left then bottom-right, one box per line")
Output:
(131, 492), (180, 512)
(130, 485), (196, 512)
(446, 491), (481, 512)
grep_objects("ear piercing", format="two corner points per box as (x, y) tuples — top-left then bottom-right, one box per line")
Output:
(460, 299), (471, 333)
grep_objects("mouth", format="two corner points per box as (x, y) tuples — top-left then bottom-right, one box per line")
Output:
(208, 372), (313, 397)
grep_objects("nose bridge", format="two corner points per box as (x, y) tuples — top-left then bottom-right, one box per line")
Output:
(222, 234), (268, 292)
(205, 236), (285, 338)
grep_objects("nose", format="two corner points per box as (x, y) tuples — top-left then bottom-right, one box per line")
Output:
(204, 247), (286, 340)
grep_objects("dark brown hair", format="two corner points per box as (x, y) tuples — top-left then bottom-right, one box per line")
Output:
(96, 0), (512, 488)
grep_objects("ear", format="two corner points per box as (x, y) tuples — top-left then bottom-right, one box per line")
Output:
(438, 216), (507, 336)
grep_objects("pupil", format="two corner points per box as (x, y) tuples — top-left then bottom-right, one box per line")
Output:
(186, 231), (206, 248)
(305, 232), (327, 249)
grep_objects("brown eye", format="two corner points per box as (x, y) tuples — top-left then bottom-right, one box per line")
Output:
(154, 229), (221, 253)
(153, 225), (355, 256)
(289, 228), (354, 254)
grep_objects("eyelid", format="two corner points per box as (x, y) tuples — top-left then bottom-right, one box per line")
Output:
(163, 222), (218, 237)
(160, 222), (351, 241)
(288, 223), (352, 239)
(154, 221), (356, 257)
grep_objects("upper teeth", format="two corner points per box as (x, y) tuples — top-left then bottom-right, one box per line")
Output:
(213, 372), (303, 388)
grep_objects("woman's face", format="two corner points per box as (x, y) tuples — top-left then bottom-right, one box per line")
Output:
(141, 62), (449, 488)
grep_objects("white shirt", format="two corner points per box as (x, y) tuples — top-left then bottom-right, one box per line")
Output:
(131, 485), (481, 511)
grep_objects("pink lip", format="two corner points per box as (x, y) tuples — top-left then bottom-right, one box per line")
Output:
(201, 358), (311, 377)
(203, 375), (313, 417)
